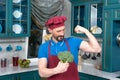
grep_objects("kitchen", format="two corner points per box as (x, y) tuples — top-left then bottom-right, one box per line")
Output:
(0, 0), (120, 80)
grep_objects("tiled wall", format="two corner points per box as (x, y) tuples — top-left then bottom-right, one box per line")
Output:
(78, 42), (102, 66)
(0, 37), (28, 66)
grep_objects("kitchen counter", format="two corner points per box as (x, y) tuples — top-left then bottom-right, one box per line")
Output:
(0, 62), (120, 80)
(0, 65), (38, 76)
(78, 63), (120, 80)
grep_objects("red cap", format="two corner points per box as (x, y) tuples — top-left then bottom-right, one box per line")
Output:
(45, 16), (67, 30)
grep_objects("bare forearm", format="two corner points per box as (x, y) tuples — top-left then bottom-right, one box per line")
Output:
(38, 67), (57, 78)
(74, 25), (101, 52)
(38, 60), (69, 78)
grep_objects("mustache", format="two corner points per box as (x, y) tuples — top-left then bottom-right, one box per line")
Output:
(58, 35), (64, 37)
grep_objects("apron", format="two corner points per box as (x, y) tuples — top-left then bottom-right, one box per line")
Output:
(47, 39), (80, 80)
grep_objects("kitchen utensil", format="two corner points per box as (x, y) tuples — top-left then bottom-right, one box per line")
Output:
(116, 33), (120, 47)
(90, 26), (102, 34)
(13, 56), (19, 67)
(6, 45), (13, 51)
(82, 52), (88, 60)
(16, 45), (22, 51)
(97, 53), (101, 57)
(91, 53), (97, 60)
(13, 10), (22, 18)
(1, 58), (7, 68)
(12, 51), (19, 67)
(86, 53), (91, 58)
(12, 24), (23, 34)
(13, 0), (21, 4)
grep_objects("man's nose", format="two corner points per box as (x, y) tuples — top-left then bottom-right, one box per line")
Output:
(60, 31), (65, 35)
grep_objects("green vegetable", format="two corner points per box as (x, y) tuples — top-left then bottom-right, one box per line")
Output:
(18, 59), (31, 68)
(58, 51), (74, 63)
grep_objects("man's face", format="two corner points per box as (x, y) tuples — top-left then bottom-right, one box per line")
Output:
(51, 26), (65, 42)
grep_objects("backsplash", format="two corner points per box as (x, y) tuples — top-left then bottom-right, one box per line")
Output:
(0, 37), (28, 67)
(78, 43), (102, 67)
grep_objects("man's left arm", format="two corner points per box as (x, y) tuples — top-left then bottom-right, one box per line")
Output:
(74, 25), (101, 53)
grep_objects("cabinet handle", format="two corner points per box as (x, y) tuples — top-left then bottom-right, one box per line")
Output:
(14, 77), (17, 80)
(18, 76), (21, 80)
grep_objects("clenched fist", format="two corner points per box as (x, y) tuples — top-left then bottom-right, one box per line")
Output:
(54, 61), (69, 74)
(74, 25), (88, 33)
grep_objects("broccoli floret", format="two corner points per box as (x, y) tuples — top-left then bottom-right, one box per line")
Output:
(58, 51), (74, 63)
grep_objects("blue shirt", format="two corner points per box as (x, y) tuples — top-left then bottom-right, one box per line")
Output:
(38, 37), (83, 65)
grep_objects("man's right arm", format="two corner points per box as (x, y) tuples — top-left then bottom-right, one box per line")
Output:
(38, 58), (69, 78)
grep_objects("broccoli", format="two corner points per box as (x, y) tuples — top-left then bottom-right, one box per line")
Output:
(58, 51), (74, 63)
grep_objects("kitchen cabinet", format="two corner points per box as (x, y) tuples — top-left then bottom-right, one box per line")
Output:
(70, 0), (102, 3)
(113, 8), (120, 20)
(70, 0), (103, 38)
(0, 0), (31, 38)
(103, 2), (120, 20)
(15, 71), (36, 80)
(0, 75), (13, 80)
(0, 70), (41, 80)
(104, 0), (120, 6)
(70, 0), (120, 73)
(79, 72), (109, 80)
(102, 5), (120, 72)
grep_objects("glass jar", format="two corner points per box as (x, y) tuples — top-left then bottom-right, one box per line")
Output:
(12, 51), (19, 67)
(1, 58), (7, 68)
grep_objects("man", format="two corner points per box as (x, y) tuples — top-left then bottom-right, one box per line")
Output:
(38, 16), (101, 80)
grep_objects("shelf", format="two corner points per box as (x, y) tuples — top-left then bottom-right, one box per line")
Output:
(0, 0), (30, 37)
(0, 2), (6, 5)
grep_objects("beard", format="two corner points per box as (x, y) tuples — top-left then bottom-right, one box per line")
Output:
(54, 35), (64, 42)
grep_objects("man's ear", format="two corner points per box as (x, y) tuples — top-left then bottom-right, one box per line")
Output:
(48, 28), (52, 33)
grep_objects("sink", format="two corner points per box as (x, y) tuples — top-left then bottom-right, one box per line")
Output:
(116, 76), (120, 78)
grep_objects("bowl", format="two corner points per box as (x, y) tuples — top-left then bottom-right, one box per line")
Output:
(12, 24), (23, 34)
(18, 59), (31, 68)
(13, 10), (22, 18)
(13, 0), (21, 4)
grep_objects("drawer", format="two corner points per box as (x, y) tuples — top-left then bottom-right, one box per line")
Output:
(113, 9), (120, 19)
(106, 0), (120, 5)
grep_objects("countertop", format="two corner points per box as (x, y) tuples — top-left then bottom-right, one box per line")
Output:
(78, 63), (120, 80)
(0, 62), (120, 80)
(0, 65), (38, 76)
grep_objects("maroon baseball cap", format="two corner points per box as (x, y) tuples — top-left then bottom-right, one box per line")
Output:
(45, 16), (67, 30)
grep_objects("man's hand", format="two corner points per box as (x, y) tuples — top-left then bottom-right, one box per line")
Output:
(54, 61), (69, 74)
(74, 25), (88, 33)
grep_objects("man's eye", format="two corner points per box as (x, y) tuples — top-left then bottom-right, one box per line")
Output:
(57, 30), (61, 32)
